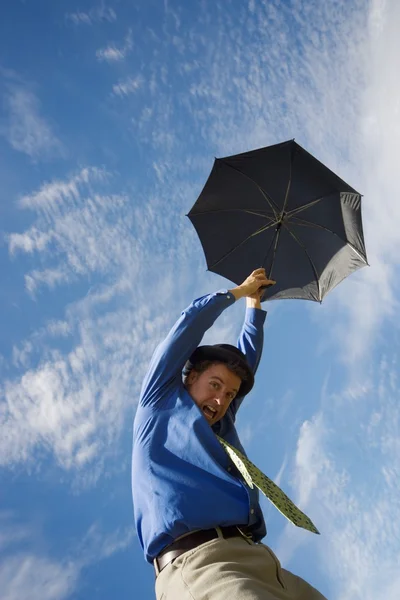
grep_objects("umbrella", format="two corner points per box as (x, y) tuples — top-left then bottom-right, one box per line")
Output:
(187, 139), (368, 302)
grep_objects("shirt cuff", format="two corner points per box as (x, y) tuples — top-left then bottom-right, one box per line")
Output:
(215, 289), (236, 304)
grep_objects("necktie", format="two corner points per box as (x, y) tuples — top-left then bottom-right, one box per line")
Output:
(217, 435), (319, 535)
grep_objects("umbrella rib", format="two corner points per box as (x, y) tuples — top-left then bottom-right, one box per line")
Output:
(282, 223), (322, 301)
(286, 195), (326, 217)
(263, 228), (281, 280)
(188, 208), (276, 221)
(290, 217), (368, 263)
(281, 149), (293, 215)
(208, 222), (278, 270)
(221, 161), (280, 218)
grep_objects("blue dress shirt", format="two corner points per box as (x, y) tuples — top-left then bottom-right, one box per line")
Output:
(132, 289), (267, 563)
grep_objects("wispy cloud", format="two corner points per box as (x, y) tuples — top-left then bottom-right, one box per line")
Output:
(96, 30), (133, 62)
(112, 75), (143, 97)
(0, 512), (77, 600)
(0, 514), (134, 600)
(24, 267), (71, 296)
(76, 522), (135, 564)
(2, 169), (137, 472)
(276, 351), (400, 600)
(1, 298), (141, 473)
(97, 46), (125, 62)
(1, 86), (63, 160)
(0, 554), (79, 600)
(2, 161), (202, 477)
(325, 0), (400, 363)
(8, 167), (126, 293)
(67, 5), (116, 25)
(17, 167), (109, 213)
(7, 227), (51, 255)
(0, 513), (33, 553)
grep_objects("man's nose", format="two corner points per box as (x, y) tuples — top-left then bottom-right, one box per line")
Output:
(213, 395), (225, 406)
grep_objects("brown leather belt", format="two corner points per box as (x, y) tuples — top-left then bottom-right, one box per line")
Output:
(153, 526), (253, 576)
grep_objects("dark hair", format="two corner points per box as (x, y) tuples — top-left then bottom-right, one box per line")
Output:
(183, 359), (248, 386)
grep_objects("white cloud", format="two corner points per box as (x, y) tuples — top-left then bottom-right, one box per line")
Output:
(0, 265), (198, 475)
(112, 75), (143, 97)
(25, 267), (72, 296)
(2, 87), (63, 160)
(67, 5), (116, 25)
(8, 228), (52, 255)
(275, 352), (400, 600)
(0, 514), (134, 600)
(96, 30), (133, 62)
(17, 167), (109, 213)
(2, 163), (203, 475)
(1, 331), (127, 471)
(328, 0), (400, 362)
(76, 523), (135, 564)
(97, 46), (125, 62)
(11, 320), (71, 371)
(0, 513), (32, 553)
(12, 340), (34, 370)
(8, 167), (130, 292)
(0, 555), (79, 600)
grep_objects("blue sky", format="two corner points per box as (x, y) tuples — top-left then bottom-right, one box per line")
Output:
(1, 0), (399, 598)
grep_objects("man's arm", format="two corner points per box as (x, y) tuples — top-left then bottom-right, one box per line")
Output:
(139, 290), (236, 407)
(246, 296), (262, 310)
(139, 269), (272, 408)
(229, 295), (267, 416)
(238, 298), (266, 374)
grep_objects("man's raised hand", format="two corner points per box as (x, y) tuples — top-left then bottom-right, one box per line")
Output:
(230, 268), (276, 301)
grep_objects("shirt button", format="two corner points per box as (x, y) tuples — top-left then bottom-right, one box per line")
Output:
(227, 295), (231, 299)
(227, 466), (232, 472)
(250, 508), (255, 514)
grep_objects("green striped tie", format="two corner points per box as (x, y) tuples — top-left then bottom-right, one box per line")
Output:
(217, 435), (319, 535)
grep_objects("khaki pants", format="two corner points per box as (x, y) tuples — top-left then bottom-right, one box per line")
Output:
(155, 532), (327, 600)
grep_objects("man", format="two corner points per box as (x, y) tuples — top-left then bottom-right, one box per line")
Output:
(132, 268), (327, 599)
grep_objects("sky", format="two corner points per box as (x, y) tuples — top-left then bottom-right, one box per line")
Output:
(1, 0), (399, 599)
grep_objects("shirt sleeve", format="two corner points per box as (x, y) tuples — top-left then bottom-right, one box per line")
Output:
(230, 307), (267, 416)
(139, 289), (236, 407)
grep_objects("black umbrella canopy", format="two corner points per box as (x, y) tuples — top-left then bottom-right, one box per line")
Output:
(187, 140), (368, 302)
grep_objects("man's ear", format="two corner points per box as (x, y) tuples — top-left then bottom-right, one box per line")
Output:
(187, 370), (197, 385)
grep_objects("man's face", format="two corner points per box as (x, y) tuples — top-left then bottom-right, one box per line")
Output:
(185, 362), (242, 425)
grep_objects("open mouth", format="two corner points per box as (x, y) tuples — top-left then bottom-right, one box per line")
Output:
(202, 405), (217, 421)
